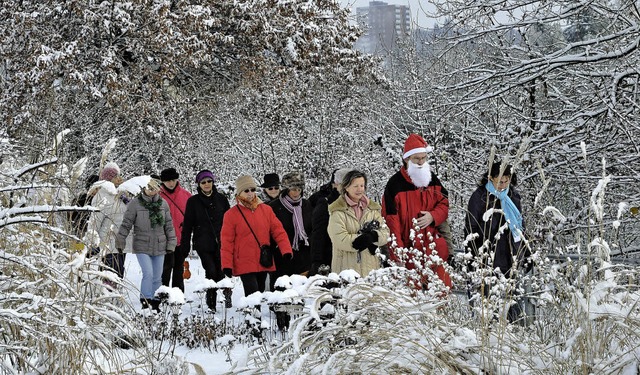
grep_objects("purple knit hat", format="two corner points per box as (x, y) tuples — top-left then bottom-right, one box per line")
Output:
(195, 170), (215, 184)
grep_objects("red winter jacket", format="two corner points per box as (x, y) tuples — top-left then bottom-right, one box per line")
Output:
(382, 168), (451, 286)
(221, 200), (293, 275)
(160, 183), (192, 246)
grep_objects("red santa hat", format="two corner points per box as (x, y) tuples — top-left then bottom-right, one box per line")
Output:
(402, 134), (433, 159)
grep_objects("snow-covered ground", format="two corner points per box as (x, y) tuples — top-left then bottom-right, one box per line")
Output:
(122, 254), (249, 374)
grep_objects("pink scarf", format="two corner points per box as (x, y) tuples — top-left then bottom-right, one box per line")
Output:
(279, 195), (308, 250)
(344, 194), (369, 222)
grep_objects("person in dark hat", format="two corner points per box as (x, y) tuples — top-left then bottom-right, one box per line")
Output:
(268, 171), (313, 329)
(259, 173), (280, 204)
(159, 168), (192, 292)
(181, 169), (231, 312)
(269, 171), (313, 284)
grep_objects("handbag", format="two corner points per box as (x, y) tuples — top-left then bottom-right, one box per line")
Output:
(237, 206), (273, 268)
(183, 261), (192, 279)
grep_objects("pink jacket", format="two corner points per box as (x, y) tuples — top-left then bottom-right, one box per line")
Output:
(160, 183), (192, 246)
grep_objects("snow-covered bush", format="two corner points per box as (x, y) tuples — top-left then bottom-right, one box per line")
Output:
(0, 136), (179, 374)
(230, 160), (640, 374)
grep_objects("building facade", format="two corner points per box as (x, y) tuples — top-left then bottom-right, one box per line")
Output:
(354, 1), (411, 54)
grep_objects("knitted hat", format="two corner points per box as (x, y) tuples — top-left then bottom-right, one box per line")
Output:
(260, 173), (280, 188)
(160, 168), (179, 182)
(281, 171), (305, 190)
(100, 162), (120, 182)
(235, 175), (257, 194)
(195, 170), (215, 184)
(334, 168), (352, 185)
(402, 134), (433, 159)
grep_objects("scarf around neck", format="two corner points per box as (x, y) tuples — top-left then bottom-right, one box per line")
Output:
(485, 181), (523, 242)
(237, 195), (260, 211)
(279, 195), (309, 250)
(344, 194), (369, 222)
(138, 194), (164, 228)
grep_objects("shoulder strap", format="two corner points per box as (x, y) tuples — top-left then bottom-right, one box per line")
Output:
(162, 191), (185, 216)
(197, 194), (220, 246)
(237, 205), (262, 247)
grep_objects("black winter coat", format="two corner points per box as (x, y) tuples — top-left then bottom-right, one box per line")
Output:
(464, 185), (526, 275)
(181, 189), (230, 258)
(308, 183), (332, 209)
(270, 197), (313, 275)
(309, 188), (340, 271)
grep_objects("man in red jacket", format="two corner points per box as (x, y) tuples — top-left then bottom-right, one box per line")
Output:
(381, 134), (452, 288)
(159, 168), (192, 292)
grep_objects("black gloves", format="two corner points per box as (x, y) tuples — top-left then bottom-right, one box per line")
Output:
(352, 231), (378, 251)
(366, 243), (378, 255)
(223, 268), (233, 278)
(282, 253), (292, 262)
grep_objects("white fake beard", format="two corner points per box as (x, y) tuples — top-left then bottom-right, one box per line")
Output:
(406, 160), (432, 187)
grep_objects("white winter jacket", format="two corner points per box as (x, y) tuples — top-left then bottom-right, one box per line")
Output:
(85, 181), (133, 255)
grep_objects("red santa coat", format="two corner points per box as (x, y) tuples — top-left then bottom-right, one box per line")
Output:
(159, 183), (191, 246)
(382, 167), (451, 287)
(221, 201), (293, 275)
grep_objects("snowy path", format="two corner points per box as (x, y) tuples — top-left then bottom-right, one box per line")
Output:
(122, 254), (250, 374)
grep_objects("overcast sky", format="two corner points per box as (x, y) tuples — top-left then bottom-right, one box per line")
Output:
(340, 0), (438, 29)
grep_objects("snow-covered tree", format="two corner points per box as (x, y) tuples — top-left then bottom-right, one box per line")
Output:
(0, 0), (381, 181)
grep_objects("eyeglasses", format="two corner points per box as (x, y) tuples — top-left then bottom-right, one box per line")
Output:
(409, 155), (428, 164)
(266, 186), (280, 191)
(199, 179), (213, 185)
(244, 188), (257, 193)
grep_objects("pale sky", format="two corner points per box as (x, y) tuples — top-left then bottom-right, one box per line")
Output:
(340, 0), (438, 29)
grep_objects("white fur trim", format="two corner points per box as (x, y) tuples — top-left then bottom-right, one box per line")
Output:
(403, 146), (433, 159)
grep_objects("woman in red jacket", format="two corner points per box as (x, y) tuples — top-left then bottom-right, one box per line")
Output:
(221, 175), (293, 296)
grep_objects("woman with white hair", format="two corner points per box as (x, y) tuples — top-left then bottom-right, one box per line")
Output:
(117, 178), (176, 311)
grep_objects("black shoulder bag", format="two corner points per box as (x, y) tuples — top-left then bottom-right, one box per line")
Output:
(237, 206), (273, 268)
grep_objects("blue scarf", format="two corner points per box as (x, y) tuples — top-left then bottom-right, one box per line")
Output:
(485, 181), (523, 242)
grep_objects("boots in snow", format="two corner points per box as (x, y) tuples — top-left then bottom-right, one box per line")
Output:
(206, 288), (217, 312)
(140, 298), (150, 310)
(223, 288), (233, 309)
(149, 299), (161, 313)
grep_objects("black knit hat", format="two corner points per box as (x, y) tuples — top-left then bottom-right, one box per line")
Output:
(160, 168), (179, 182)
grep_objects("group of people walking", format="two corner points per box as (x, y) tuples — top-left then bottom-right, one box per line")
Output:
(83, 133), (529, 320)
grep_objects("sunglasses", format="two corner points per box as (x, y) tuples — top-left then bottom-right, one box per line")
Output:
(266, 186), (280, 191)
(199, 179), (213, 185)
(243, 188), (257, 193)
